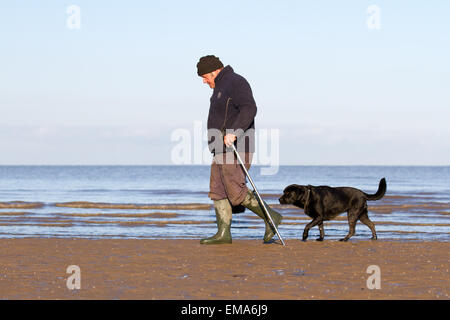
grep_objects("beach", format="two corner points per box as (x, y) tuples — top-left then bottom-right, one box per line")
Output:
(0, 238), (448, 299)
(0, 166), (449, 300)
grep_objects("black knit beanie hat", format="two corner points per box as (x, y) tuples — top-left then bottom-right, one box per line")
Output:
(197, 55), (224, 76)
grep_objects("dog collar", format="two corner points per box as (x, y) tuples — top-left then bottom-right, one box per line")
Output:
(304, 187), (312, 214)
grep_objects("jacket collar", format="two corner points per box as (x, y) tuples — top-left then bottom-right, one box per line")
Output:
(214, 65), (233, 85)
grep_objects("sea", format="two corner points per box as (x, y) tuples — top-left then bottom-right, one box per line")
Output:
(0, 165), (449, 241)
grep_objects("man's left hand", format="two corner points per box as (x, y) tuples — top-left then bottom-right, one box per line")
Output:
(224, 134), (237, 147)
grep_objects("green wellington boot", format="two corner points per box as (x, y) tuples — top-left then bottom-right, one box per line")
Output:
(200, 199), (232, 245)
(241, 189), (283, 242)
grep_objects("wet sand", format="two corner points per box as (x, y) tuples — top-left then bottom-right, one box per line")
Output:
(0, 239), (448, 299)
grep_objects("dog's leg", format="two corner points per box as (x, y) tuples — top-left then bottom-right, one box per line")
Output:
(316, 222), (325, 241)
(359, 209), (377, 240)
(340, 210), (358, 241)
(302, 217), (321, 241)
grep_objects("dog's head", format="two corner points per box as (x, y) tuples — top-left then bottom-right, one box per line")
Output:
(279, 184), (309, 207)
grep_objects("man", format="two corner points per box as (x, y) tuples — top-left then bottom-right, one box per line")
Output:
(196, 55), (283, 244)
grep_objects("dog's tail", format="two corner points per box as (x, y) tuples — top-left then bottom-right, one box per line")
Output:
(364, 178), (386, 201)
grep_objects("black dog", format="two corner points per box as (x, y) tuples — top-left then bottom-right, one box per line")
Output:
(279, 178), (386, 241)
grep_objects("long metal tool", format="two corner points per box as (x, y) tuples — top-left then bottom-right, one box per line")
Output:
(231, 144), (286, 246)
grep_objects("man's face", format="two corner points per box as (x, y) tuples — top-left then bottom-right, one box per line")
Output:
(200, 69), (221, 89)
(201, 72), (216, 89)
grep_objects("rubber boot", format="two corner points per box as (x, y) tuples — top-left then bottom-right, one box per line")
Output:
(241, 190), (283, 242)
(200, 199), (232, 244)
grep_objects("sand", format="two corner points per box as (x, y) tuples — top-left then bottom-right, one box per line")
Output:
(0, 239), (448, 299)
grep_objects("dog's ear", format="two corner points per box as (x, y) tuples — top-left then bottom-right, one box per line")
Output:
(283, 184), (301, 194)
(296, 185), (308, 199)
(283, 184), (306, 199)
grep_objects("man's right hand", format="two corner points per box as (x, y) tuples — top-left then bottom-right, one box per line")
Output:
(224, 134), (237, 147)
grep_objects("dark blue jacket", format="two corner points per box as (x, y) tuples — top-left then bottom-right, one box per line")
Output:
(207, 65), (257, 154)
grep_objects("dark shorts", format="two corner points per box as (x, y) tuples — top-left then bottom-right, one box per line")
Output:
(208, 152), (253, 206)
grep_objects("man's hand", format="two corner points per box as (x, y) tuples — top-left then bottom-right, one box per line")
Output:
(224, 134), (237, 147)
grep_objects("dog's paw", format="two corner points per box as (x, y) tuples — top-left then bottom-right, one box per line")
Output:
(339, 238), (349, 242)
(302, 238), (308, 242)
(316, 237), (324, 241)
(371, 236), (378, 240)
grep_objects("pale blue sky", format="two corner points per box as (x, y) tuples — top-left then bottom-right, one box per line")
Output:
(1, 1), (449, 165)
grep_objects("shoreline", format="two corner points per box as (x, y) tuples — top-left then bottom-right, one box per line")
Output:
(0, 238), (448, 299)
(1, 194), (449, 241)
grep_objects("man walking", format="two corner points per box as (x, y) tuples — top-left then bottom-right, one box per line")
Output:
(197, 55), (283, 244)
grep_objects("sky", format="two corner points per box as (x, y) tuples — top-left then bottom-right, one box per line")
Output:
(0, 0), (449, 165)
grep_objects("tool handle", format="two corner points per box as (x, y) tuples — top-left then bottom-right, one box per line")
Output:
(231, 144), (286, 246)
